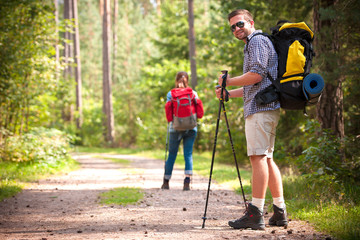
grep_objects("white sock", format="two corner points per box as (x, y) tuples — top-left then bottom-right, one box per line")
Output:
(251, 197), (265, 212)
(273, 197), (285, 209)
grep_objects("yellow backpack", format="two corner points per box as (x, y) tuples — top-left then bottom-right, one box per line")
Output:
(254, 21), (324, 112)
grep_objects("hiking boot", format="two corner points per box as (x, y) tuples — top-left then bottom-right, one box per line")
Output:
(183, 177), (191, 191)
(269, 204), (288, 226)
(228, 203), (265, 230)
(161, 179), (169, 190)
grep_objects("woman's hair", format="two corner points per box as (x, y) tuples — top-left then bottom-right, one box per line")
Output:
(228, 9), (253, 22)
(175, 71), (189, 88)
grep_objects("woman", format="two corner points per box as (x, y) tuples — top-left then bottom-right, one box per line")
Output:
(162, 71), (203, 191)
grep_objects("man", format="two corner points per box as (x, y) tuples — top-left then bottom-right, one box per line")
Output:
(215, 9), (287, 230)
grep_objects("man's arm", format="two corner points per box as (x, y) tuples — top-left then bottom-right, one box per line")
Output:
(228, 88), (244, 98)
(216, 71), (261, 99)
(219, 71), (262, 87)
(215, 87), (243, 99)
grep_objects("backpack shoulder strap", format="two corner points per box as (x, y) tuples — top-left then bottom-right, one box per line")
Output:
(170, 89), (176, 100)
(246, 32), (273, 52)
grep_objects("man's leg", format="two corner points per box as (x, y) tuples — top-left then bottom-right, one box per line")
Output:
(267, 157), (283, 200)
(268, 157), (288, 226)
(228, 110), (281, 230)
(228, 154), (267, 230)
(250, 155), (268, 212)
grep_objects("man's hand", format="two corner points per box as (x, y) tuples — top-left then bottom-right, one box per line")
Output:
(215, 86), (223, 99)
(218, 73), (230, 87)
(216, 87), (244, 99)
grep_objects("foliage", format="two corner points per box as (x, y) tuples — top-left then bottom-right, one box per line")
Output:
(0, 127), (78, 201)
(77, 0), (103, 100)
(284, 175), (360, 240)
(280, 120), (360, 239)
(79, 98), (105, 147)
(303, 205), (360, 240)
(74, 0), (159, 147)
(1, 0), (359, 211)
(0, 0), (358, 237)
(152, 2), (190, 61)
(1, 127), (75, 163)
(136, 59), (190, 149)
(296, 120), (360, 199)
(0, 0), (68, 141)
(338, 0), (360, 136)
(198, 0), (315, 166)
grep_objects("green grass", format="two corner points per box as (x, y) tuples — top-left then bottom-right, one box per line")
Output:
(99, 187), (144, 206)
(73, 146), (141, 155)
(92, 155), (131, 165)
(282, 175), (360, 240)
(293, 204), (360, 240)
(0, 179), (24, 201)
(285, 198), (360, 240)
(0, 157), (79, 201)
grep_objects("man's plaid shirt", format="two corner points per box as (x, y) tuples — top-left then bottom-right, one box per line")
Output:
(243, 30), (280, 119)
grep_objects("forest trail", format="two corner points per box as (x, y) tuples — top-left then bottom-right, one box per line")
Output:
(0, 153), (330, 240)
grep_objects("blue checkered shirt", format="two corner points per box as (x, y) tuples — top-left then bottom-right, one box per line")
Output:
(243, 30), (280, 119)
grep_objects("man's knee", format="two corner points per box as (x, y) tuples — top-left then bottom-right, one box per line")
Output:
(250, 155), (267, 163)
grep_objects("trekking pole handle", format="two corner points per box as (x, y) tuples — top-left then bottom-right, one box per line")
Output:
(221, 70), (228, 89)
(218, 70), (229, 102)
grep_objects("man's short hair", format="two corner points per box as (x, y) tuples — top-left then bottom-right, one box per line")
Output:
(228, 9), (253, 22)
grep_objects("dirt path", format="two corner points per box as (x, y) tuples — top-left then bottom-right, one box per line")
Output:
(0, 153), (331, 240)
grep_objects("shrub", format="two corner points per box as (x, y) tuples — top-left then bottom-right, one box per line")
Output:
(1, 127), (74, 163)
(295, 120), (360, 204)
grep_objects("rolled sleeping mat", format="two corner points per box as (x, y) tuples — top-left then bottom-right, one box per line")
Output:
(303, 73), (325, 104)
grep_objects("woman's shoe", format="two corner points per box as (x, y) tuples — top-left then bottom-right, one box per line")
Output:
(161, 179), (169, 190)
(183, 177), (191, 191)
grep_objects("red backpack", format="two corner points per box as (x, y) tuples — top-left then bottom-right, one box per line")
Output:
(165, 87), (204, 131)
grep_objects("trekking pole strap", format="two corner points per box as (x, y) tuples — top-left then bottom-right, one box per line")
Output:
(220, 70), (230, 102)
(216, 85), (230, 102)
(164, 122), (170, 162)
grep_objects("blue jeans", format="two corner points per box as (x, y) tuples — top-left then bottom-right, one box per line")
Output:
(164, 129), (197, 180)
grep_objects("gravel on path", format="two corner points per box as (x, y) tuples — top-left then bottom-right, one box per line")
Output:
(0, 153), (330, 240)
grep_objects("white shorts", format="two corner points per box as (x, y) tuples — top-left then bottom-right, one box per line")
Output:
(245, 109), (280, 158)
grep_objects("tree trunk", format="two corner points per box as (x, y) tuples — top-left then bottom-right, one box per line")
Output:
(156, 0), (161, 16)
(313, 0), (344, 138)
(102, 0), (115, 144)
(63, 0), (73, 79)
(63, 0), (74, 123)
(72, 0), (82, 129)
(112, 0), (118, 84)
(54, 0), (59, 79)
(187, 0), (197, 89)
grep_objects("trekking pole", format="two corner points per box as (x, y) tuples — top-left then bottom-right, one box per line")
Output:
(201, 70), (227, 229)
(164, 122), (170, 163)
(220, 97), (248, 210)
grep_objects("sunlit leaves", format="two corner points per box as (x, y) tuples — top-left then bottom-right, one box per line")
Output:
(0, 0), (60, 137)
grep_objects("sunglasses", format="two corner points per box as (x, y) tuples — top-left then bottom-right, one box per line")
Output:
(230, 21), (248, 32)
